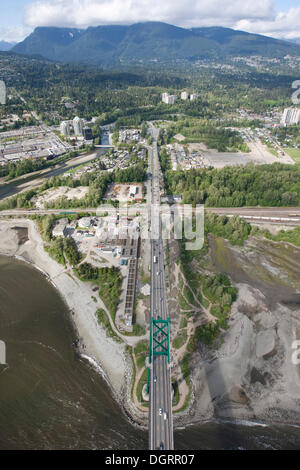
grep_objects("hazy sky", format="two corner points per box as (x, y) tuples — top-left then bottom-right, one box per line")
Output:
(1, 0), (300, 42)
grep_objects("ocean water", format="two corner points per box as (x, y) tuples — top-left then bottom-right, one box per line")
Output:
(0, 255), (299, 450)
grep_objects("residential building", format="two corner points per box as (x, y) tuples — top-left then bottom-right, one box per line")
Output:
(60, 121), (71, 136)
(190, 93), (199, 101)
(281, 107), (300, 126)
(73, 116), (84, 136)
(162, 93), (177, 105)
(162, 92), (169, 104)
(167, 94), (177, 105)
(181, 91), (189, 100)
(0, 80), (6, 105)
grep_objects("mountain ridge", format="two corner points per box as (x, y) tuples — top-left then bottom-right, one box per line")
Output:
(12, 22), (300, 65)
(287, 38), (300, 46)
(0, 41), (16, 51)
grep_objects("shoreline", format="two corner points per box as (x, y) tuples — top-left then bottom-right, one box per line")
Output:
(11, 249), (149, 431)
(1, 217), (300, 432)
(4, 251), (126, 402)
(0, 217), (149, 429)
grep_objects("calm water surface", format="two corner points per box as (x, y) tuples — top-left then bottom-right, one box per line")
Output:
(0, 256), (300, 450)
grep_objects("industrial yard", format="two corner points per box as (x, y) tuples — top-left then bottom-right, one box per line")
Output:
(34, 186), (89, 209)
(50, 213), (141, 332)
(104, 183), (144, 202)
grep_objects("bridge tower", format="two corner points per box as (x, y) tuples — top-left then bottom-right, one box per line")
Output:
(146, 317), (171, 394)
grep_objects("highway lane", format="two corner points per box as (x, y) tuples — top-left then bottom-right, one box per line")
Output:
(152, 240), (170, 449)
(148, 124), (173, 450)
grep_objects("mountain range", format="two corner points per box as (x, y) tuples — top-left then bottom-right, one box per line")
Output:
(11, 22), (300, 65)
(288, 38), (300, 46)
(0, 41), (16, 52)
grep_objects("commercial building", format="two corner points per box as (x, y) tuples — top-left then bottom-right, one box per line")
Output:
(52, 218), (68, 238)
(129, 185), (137, 197)
(0, 126), (69, 164)
(78, 217), (92, 229)
(281, 107), (300, 126)
(83, 127), (93, 141)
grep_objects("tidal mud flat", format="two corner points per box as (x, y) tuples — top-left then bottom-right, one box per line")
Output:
(178, 235), (300, 427)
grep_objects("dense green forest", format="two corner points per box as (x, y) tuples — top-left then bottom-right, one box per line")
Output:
(0, 147), (94, 180)
(0, 162), (147, 211)
(1, 50), (298, 129)
(75, 263), (121, 316)
(164, 164), (300, 207)
(205, 212), (253, 244)
(162, 119), (250, 152)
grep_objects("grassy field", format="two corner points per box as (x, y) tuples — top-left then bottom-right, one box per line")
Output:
(286, 148), (300, 162)
(266, 226), (300, 247)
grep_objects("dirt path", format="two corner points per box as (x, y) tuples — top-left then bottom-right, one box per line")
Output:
(132, 358), (149, 413)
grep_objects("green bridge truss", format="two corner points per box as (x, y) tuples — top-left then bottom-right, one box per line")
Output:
(146, 317), (171, 394)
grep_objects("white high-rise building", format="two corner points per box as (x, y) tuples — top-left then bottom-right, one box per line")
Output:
(0, 80), (6, 105)
(181, 91), (189, 100)
(167, 95), (177, 105)
(281, 108), (300, 126)
(162, 92), (169, 104)
(190, 93), (199, 101)
(60, 121), (71, 136)
(73, 116), (84, 136)
(162, 93), (177, 105)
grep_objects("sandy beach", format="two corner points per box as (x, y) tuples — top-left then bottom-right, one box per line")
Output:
(0, 217), (149, 424)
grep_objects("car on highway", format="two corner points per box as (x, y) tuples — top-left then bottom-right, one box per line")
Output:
(163, 412), (168, 421)
(159, 408), (162, 416)
(154, 376), (157, 383)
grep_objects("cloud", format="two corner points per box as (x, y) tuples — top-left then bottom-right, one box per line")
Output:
(24, 0), (276, 29)
(236, 7), (300, 39)
(0, 26), (31, 43)
(22, 0), (300, 39)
